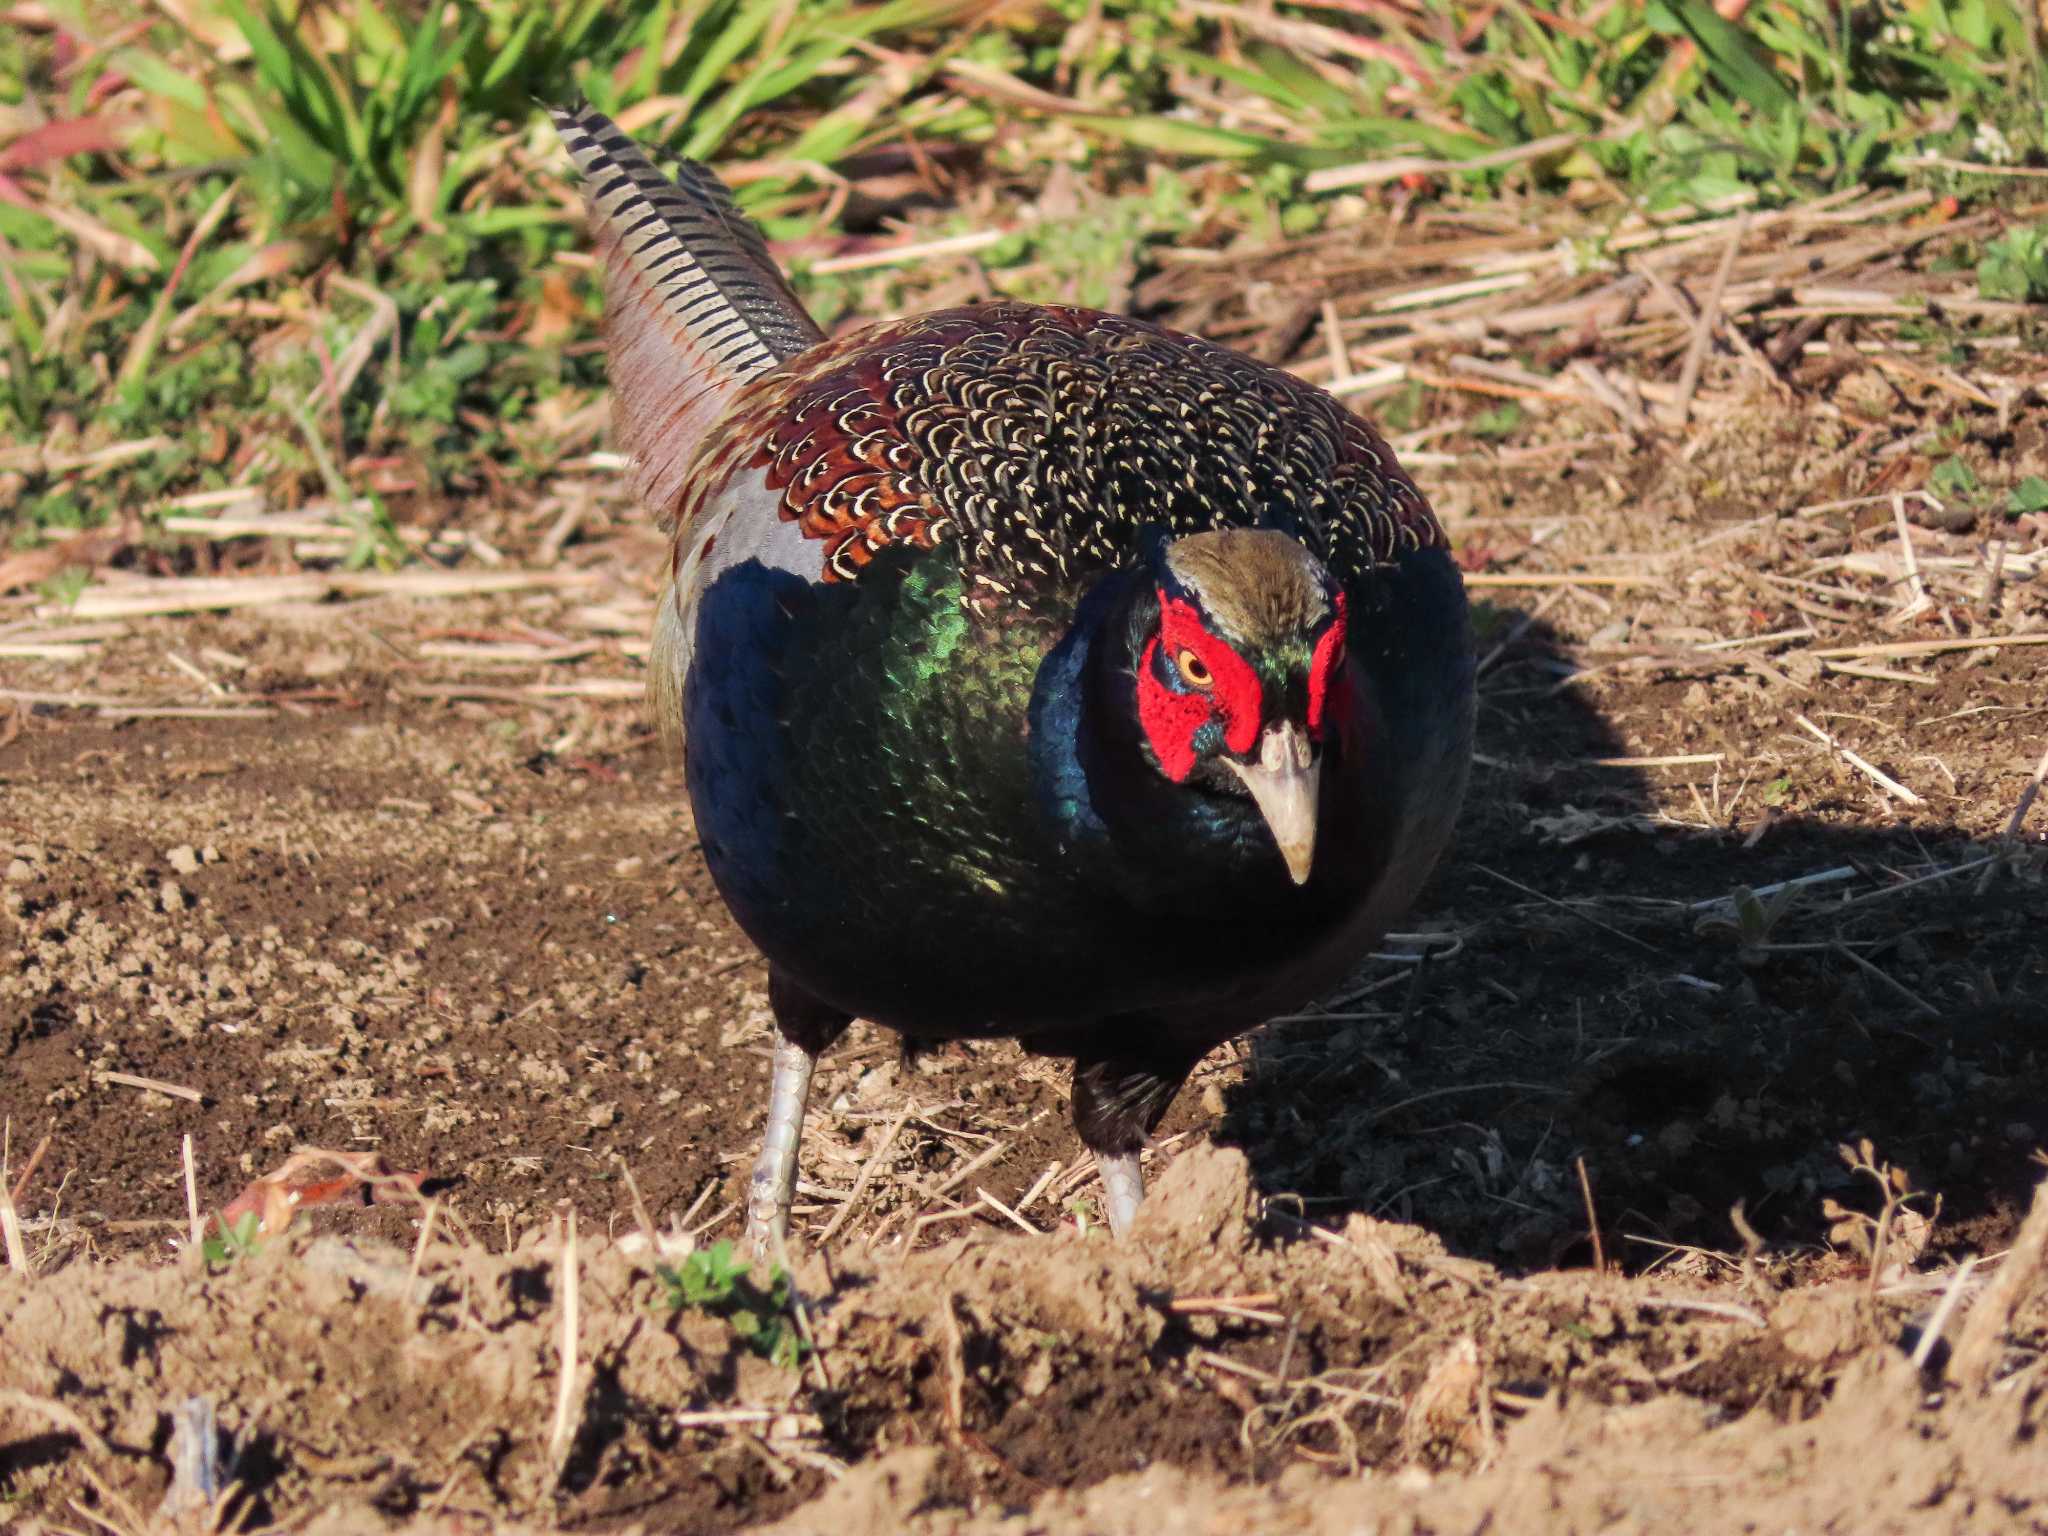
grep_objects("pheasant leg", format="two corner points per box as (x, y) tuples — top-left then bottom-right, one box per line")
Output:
(1098, 1151), (1145, 1237)
(744, 969), (851, 1255)
(1071, 1042), (1199, 1238)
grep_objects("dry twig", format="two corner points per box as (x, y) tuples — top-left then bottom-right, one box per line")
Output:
(548, 1206), (583, 1473)
(1794, 715), (1924, 805)
(1951, 1174), (2048, 1391)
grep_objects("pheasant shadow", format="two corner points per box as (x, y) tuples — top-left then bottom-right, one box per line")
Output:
(1217, 609), (2048, 1272)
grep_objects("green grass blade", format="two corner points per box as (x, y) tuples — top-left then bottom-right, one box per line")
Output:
(350, 0), (408, 65)
(214, 79), (338, 192)
(1647, 0), (1799, 117)
(633, 0), (675, 102)
(480, 6), (546, 94)
(1159, 46), (1324, 117)
(223, 0), (350, 157)
(668, 0), (776, 130)
(555, 0), (624, 61)
(451, 205), (575, 237)
(109, 49), (210, 114)
(1065, 113), (1356, 167)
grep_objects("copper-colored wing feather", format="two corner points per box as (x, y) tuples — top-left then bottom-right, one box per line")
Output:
(548, 102), (824, 528)
(678, 304), (1446, 598)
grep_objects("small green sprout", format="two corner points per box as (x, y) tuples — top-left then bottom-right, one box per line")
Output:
(200, 1209), (267, 1267)
(657, 1240), (809, 1370)
(1977, 224), (2048, 303)
(2006, 477), (2048, 517)
(1469, 402), (1524, 439)
(1694, 882), (1801, 965)
(1930, 457), (1980, 500)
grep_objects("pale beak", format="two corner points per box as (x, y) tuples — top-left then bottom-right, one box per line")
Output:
(1226, 723), (1319, 885)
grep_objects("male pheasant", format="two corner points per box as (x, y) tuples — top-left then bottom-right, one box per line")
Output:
(550, 104), (1475, 1246)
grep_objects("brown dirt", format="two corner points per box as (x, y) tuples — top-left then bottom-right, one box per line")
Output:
(6, 272), (2048, 1533)
(4, 1149), (2048, 1533)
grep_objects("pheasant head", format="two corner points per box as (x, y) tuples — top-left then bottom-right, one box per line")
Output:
(1133, 528), (1349, 885)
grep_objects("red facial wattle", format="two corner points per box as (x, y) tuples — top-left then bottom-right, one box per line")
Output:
(1137, 594), (1263, 782)
(1306, 589), (1349, 738)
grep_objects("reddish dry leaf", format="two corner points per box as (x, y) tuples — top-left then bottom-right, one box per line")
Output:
(215, 240), (308, 292)
(1454, 540), (1499, 573)
(0, 528), (126, 595)
(83, 72), (130, 113)
(0, 114), (129, 173)
(214, 1149), (427, 1237)
(1454, 537), (1529, 573)
(521, 269), (584, 348)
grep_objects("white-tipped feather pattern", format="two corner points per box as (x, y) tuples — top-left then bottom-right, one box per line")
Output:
(548, 103), (823, 528)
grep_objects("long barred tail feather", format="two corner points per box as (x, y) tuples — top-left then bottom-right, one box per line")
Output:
(547, 102), (823, 528)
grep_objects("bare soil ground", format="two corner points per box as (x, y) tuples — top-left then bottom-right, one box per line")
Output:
(6, 196), (2048, 1532)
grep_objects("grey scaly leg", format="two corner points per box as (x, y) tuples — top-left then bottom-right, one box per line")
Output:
(745, 1029), (818, 1251)
(1098, 1151), (1145, 1237)
(743, 969), (851, 1256)
(1071, 1043), (1199, 1240)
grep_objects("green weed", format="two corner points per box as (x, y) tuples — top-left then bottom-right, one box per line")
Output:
(1469, 402), (1526, 440)
(36, 565), (91, 608)
(1977, 223), (2048, 302)
(1695, 881), (1801, 964)
(201, 1209), (268, 1266)
(2007, 477), (2048, 517)
(1931, 456), (1981, 500)
(657, 1239), (809, 1370)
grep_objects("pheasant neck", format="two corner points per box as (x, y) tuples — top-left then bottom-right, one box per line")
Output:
(1070, 570), (1301, 892)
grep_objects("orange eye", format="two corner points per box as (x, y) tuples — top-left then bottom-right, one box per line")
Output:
(1176, 648), (1213, 688)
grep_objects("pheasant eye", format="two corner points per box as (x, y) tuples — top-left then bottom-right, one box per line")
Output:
(1176, 649), (1213, 688)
